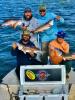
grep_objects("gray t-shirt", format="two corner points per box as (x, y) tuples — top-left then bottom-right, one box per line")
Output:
(19, 17), (39, 47)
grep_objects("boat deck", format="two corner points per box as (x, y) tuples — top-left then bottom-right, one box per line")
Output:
(0, 84), (75, 100)
(0, 68), (75, 100)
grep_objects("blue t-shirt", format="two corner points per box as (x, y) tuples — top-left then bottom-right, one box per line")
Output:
(37, 12), (64, 42)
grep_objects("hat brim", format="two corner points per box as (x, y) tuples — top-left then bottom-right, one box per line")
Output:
(56, 32), (66, 38)
(57, 35), (65, 38)
(23, 34), (30, 36)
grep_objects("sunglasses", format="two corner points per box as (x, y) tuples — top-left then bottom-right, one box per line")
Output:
(40, 10), (46, 12)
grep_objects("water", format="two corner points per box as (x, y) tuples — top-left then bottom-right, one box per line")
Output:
(0, 0), (75, 80)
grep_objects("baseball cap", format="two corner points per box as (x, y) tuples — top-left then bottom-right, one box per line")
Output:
(22, 30), (30, 36)
(56, 30), (66, 38)
(24, 7), (32, 13)
(39, 4), (46, 11)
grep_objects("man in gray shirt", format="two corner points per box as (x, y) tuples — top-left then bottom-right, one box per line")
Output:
(14, 7), (39, 47)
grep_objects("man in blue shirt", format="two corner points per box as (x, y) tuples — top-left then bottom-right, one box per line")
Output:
(11, 30), (42, 79)
(37, 5), (64, 64)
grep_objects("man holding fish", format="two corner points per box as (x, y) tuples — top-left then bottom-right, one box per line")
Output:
(11, 30), (42, 79)
(14, 7), (39, 47)
(0, 7), (39, 47)
(49, 30), (72, 78)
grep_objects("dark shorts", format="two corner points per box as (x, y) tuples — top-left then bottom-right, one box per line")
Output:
(60, 60), (71, 74)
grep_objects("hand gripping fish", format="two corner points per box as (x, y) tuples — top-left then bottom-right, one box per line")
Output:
(16, 43), (44, 54)
(0, 20), (22, 28)
(34, 20), (54, 33)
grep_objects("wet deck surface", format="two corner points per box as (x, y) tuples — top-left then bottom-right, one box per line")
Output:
(68, 84), (75, 100)
(67, 68), (75, 83)
(0, 84), (75, 100)
(0, 85), (19, 100)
